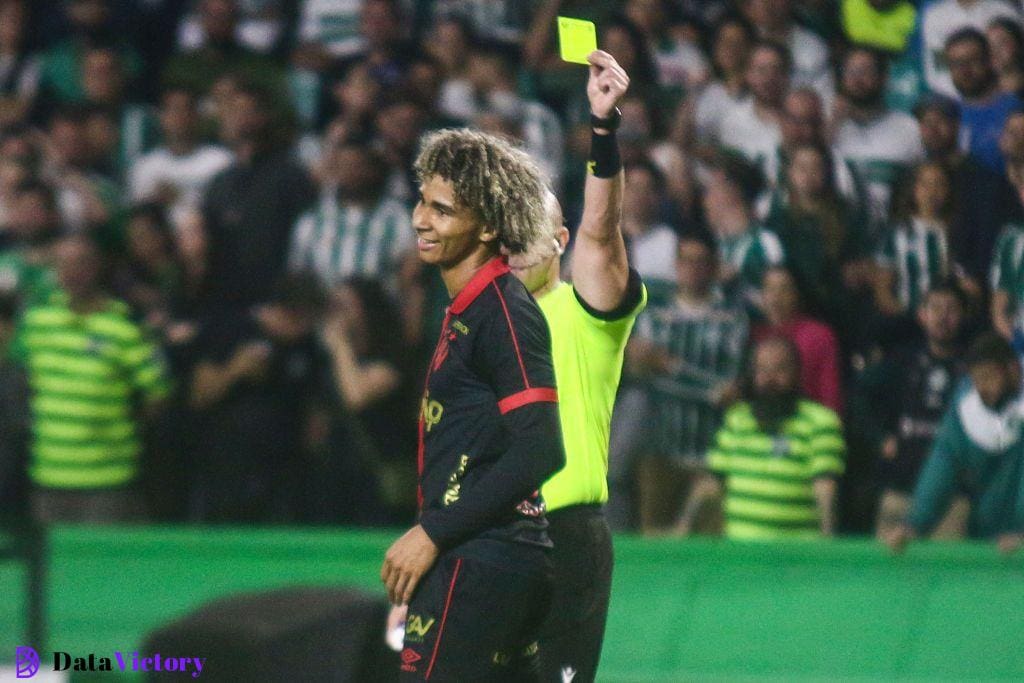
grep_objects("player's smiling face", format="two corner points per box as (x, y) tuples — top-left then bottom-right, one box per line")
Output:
(412, 175), (496, 267)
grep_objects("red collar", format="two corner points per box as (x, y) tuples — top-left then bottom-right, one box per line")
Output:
(450, 256), (509, 314)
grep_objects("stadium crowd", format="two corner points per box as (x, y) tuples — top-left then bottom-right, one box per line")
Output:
(0, 0), (1022, 550)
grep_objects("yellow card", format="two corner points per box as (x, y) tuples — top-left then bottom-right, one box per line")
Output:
(557, 16), (596, 65)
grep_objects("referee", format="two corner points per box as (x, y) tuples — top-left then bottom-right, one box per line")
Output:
(381, 128), (565, 680)
(507, 52), (642, 683)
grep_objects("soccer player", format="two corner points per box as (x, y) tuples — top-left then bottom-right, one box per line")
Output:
(381, 128), (565, 681)
(507, 51), (643, 683)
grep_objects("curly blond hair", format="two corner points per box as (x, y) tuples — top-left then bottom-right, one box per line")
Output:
(414, 128), (548, 253)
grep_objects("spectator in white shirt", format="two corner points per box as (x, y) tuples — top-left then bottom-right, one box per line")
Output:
(129, 87), (233, 230)
(718, 41), (791, 174)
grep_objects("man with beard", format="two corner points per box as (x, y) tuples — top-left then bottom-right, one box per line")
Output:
(692, 336), (846, 540)
(884, 333), (1024, 555)
(945, 28), (1022, 172)
(833, 45), (923, 236)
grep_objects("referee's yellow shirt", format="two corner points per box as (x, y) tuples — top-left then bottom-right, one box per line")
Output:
(538, 279), (646, 512)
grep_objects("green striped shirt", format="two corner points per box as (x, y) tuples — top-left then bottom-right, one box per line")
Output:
(876, 219), (949, 312)
(288, 194), (413, 286)
(708, 400), (845, 540)
(634, 293), (749, 462)
(718, 225), (786, 311)
(991, 222), (1024, 330)
(11, 294), (171, 489)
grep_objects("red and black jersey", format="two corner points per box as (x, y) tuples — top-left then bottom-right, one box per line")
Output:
(417, 256), (565, 569)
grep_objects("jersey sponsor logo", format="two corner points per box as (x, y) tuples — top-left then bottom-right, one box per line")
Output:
(443, 455), (469, 507)
(561, 665), (577, 682)
(452, 320), (470, 335)
(400, 648), (422, 672)
(404, 615), (436, 644)
(770, 437), (792, 458)
(421, 396), (444, 433)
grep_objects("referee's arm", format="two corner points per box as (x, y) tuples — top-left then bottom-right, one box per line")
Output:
(571, 50), (631, 313)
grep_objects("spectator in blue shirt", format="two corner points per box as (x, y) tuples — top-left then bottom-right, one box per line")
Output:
(946, 27), (1023, 172)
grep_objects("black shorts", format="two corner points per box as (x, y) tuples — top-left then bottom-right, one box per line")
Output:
(538, 504), (614, 683)
(399, 551), (553, 682)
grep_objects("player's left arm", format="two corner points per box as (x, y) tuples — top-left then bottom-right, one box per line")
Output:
(571, 50), (634, 314)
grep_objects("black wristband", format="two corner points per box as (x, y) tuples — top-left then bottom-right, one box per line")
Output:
(588, 129), (621, 178)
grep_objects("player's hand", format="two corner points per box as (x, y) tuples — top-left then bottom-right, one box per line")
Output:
(586, 50), (629, 121)
(882, 523), (914, 554)
(381, 525), (439, 606)
(997, 533), (1023, 555)
(881, 436), (898, 461)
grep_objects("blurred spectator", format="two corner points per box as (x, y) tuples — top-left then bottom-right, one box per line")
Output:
(621, 160), (678, 305)
(885, 333), (1024, 554)
(841, 0), (917, 53)
(754, 266), (844, 413)
(297, 0), (367, 61)
(872, 162), (958, 319)
(717, 41), (789, 171)
(289, 142), (412, 288)
(465, 44), (564, 188)
(428, 0), (531, 47)
(987, 17), (1024, 96)
(946, 28), (1022, 172)
(690, 14), (754, 144)
(40, 106), (120, 237)
(177, 0), (288, 55)
(762, 142), (870, 324)
(111, 203), (191, 332)
(319, 276), (416, 524)
(917, 93), (1020, 282)
(424, 15), (476, 122)
(0, 293), (28, 517)
(625, 0), (710, 97)
(162, 0), (285, 103)
(80, 46), (159, 179)
(762, 88), (862, 208)
(187, 272), (333, 523)
(990, 110), (1024, 342)
(682, 336), (845, 539)
(12, 235), (170, 523)
(702, 158), (785, 313)
(0, 180), (62, 306)
(343, 0), (412, 91)
(38, 0), (141, 107)
(129, 86), (233, 229)
(0, 0), (41, 129)
(372, 96), (427, 203)
(741, 0), (832, 102)
(620, 232), (748, 533)
(833, 45), (923, 236)
(866, 283), (968, 541)
(922, 0), (1020, 99)
(199, 80), (314, 311)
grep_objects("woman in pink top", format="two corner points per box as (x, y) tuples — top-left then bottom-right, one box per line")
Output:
(754, 266), (844, 414)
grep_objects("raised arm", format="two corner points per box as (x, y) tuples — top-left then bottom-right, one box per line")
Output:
(571, 50), (632, 313)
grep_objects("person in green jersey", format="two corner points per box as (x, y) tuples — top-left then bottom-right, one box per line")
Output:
(12, 235), (171, 523)
(683, 336), (846, 541)
(506, 50), (644, 683)
(884, 333), (1024, 556)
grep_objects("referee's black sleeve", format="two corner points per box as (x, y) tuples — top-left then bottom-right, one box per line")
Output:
(419, 284), (566, 549)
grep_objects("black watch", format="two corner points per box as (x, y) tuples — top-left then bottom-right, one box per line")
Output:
(590, 107), (622, 132)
